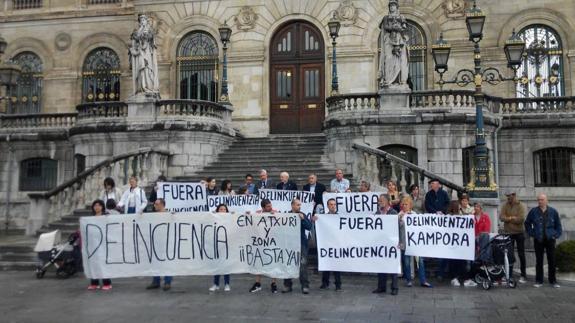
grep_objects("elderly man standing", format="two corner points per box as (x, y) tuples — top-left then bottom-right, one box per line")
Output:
(330, 169), (351, 193)
(256, 169), (275, 193)
(276, 171), (298, 190)
(500, 191), (527, 283)
(525, 193), (562, 288)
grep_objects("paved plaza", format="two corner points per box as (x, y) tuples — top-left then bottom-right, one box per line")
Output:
(1, 271), (574, 323)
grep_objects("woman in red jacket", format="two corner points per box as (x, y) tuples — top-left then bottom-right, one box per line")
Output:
(474, 202), (491, 237)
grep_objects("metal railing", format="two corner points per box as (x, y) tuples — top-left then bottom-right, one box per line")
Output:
(13, 0), (42, 10)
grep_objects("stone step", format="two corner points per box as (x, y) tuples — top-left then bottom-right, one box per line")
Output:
(0, 260), (38, 271)
(47, 222), (80, 231)
(0, 252), (37, 262)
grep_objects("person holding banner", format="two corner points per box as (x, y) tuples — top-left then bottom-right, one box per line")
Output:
(206, 177), (219, 196)
(398, 196), (433, 288)
(118, 176), (148, 214)
(424, 179), (450, 215)
(282, 198), (313, 294)
(319, 198), (343, 291)
(87, 200), (112, 291)
(146, 198), (174, 291)
(209, 204), (232, 292)
(256, 169), (274, 193)
(330, 169), (351, 193)
(250, 198), (279, 293)
(276, 172), (298, 191)
(239, 174), (257, 195)
(303, 173), (326, 210)
(373, 194), (400, 295)
(219, 180), (236, 195)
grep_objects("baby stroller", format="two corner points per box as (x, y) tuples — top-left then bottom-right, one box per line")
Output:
(473, 234), (517, 290)
(34, 230), (81, 279)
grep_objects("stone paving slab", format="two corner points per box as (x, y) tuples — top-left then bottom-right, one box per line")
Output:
(0, 271), (574, 323)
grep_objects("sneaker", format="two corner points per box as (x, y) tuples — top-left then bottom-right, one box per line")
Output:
(533, 283), (542, 288)
(319, 284), (329, 290)
(224, 284), (231, 292)
(553, 283), (561, 289)
(302, 287), (309, 294)
(281, 286), (293, 294)
(249, 282), (261, 293)
(463, 279), (477, 287)
(372, 288), (386, 294)
(405, 281), (413, 287)
(87, 284), (99, 290)
(146, 283), (160, 290)
(451, 278), (461, 287)
(101, 285), (112, 291)
(271, 282), (278, 294)
(420, 282), (433, 288)
(163, 284), (171, 291)
(209, 284), (220, 292)
(519, 276), (527, 284)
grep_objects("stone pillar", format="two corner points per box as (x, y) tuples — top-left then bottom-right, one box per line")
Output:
(378, 87), (411, 114)
(126, 94), (157, 122)
(26, 196), (50, 236)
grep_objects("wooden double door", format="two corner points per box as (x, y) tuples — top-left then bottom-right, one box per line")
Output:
(270, 21), (325, 134)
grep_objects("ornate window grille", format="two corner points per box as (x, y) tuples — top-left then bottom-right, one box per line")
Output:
(19, 158), (57, 191)
(177, 32), (219, 102)
(13, 0), (42, 10)
(517, 25), (564, 98)
(8, 52), (43, 114)
(534, 148), (575, 187)
(82, 47), (121, 102)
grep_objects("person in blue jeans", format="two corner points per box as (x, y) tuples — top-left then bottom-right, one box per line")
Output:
(146, 198), (173, 291)
(209, 204), (232, 292)
(400, 196), (433, 288)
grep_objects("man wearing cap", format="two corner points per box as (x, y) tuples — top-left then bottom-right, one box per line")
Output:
(500, 190), (527, 283)
(424, 179), (450, 214)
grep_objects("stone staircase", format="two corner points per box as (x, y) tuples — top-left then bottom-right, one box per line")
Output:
(174, 134), (343, 187)
(0, 230), (38, 271)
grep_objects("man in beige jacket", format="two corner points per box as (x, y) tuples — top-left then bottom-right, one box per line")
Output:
(499, 191), (527, 283)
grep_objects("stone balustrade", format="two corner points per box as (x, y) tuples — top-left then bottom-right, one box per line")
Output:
(410, 90), (476, 110)
(326, 93), (380, 114)
(156, 99), (234, 124)
(26, 148), (170, 235)
(0, 113), (77, 129)
(76, 101), (128, 122)
(496, 96), (575, 114)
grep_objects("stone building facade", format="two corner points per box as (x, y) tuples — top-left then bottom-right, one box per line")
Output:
(1, 0), (575, 237)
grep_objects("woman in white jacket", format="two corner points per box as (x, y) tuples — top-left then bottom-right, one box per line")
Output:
(118, 176), (148, 214)
(100, 177), (123, 210)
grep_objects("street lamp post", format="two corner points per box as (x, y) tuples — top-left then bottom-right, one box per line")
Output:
(431, 0), (525, 198)
(218, 21), (232, 103)
(328, 12), (341, 96)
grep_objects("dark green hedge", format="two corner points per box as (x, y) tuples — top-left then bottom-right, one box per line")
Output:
(556, 240), (575, 272)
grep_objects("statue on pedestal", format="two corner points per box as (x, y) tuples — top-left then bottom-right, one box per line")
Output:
(378, 0), (409, 89)
(129, 14), (160, 97)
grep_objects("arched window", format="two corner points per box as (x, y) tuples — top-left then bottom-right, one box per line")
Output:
(82, 47), (121, 102)
(534, 148), (575, 186)
(8, 52), (43, 114)
(177, 32), (219, 102)
(517, 25), (564, 97)
(377, 145), (418, 192)
(462, 146), (492, 186)
(19, 158), (57, 191)
(378, 20), (427, 90)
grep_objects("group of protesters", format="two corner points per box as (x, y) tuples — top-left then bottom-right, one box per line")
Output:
(85, 168), (563, 295)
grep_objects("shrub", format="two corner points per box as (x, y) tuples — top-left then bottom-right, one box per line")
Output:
(556, 240), (575, 272)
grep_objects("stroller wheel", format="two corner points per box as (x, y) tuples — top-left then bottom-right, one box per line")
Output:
(508, 280), (517, 288)
(482, 280), (491, 290)
(35, 269), (45, 279)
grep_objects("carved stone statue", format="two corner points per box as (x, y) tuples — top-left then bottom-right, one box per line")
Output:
(129, 14), (160, 96)
(378, 0), (409, 89)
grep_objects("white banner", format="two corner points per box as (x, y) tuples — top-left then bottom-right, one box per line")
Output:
(404, 214), (475, 261)
(157, 182), (208, 212)
(207, 195), (260, 213)
(315, 213), (401, 273)
(322, 192), (384, 215)
(258, 189), (315, 217)
(80, 212), (301, 279)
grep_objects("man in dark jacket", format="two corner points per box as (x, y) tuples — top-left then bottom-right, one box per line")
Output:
(255, 169), (275, 194)
(524, 193), (562, 288)
(319, 198), (342, 291)
(303, 173), (326, 210)
(276, 171), (298, 191)
(283, 198), (313, 294)
(424, 179), (450, 214)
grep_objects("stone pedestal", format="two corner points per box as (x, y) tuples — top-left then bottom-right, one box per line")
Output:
(378, 86), (411, 114)
(126, 93), (159, 122)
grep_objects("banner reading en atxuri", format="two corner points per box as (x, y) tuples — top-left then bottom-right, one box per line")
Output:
(80, 213), (301, 279)
(315, 213), (401, 274)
